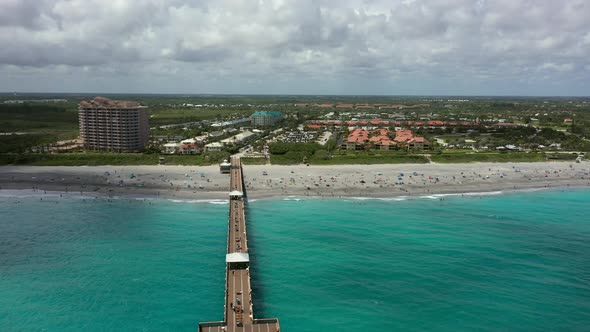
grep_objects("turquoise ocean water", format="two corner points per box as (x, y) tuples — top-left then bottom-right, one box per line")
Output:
(1, 189), (590, 331)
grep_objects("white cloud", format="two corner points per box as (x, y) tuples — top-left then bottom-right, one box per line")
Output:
(0, 0), (589, 95)
(538, 63), (575, 72)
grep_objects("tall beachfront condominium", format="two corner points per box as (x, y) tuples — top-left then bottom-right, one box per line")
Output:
(78, 97), (149, 152)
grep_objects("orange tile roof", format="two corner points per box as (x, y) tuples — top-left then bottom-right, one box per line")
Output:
(428, 120), (445, 126)
(394, 129), (414, 142)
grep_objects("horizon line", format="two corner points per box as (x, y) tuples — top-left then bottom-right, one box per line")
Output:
(1, 91), (590, 98)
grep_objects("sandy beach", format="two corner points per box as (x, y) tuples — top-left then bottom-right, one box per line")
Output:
(1, 161), (589, 200)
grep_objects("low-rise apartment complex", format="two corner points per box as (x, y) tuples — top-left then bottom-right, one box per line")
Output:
(344, 128), (430, 150)
(79, 97), (149, 152)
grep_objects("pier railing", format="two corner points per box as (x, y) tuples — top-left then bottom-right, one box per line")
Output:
(253, 318), (280, 325)
(198, 321), (225, 328)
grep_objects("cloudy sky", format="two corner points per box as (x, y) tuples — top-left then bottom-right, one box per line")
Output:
(1, 0), (589, 95)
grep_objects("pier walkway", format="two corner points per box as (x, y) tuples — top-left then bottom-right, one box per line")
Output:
(199, 157), (280, 332)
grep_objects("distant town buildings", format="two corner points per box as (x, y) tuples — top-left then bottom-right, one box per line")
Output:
(295, 103), (431, 109)
(3, 99), (68, 104)
(251, 111), (283, 126)
(211, 118), (250, 128)
(78, 97), (149, 152)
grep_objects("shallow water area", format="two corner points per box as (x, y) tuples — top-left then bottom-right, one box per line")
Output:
(0, 193), (227, 331)
(1, 189), (590, 331)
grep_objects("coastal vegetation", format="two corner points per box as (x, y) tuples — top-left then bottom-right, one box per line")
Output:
(0, 104), (79, 154)
(430, 152), (547, 163)
(0, 152), (230, 166)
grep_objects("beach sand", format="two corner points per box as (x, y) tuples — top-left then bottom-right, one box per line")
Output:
(1, 161), (589, 200)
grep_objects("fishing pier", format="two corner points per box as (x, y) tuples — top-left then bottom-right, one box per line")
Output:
(199, 157), (280, 332)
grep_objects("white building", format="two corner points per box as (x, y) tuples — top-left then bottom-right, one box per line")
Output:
(221, 130), (257, 145)
(163, 142), (180, 154)
(194, 135), (208, 144)
(180, 138), (197, 145)
(205, 142), (224, 152)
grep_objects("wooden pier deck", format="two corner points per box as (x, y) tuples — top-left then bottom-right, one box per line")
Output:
(199, 156), (280, 332)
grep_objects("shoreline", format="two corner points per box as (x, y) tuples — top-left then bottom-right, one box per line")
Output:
(1, 161), (589, 201)
(2, 185), (589, 204)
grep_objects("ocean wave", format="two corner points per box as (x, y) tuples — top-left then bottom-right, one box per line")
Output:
(349, 196), (409, 201)
(134, 197), (157, 201)
(376, 197), (409, 201)
(283, 196), (303, 201)
(349, 197), (373, 200)
(0, 189), (96, 199)
(419, 191), (504, 199)
(167, 198), (228, 205)
(462, 191), (504, 196)
(208, 200), (229, 205)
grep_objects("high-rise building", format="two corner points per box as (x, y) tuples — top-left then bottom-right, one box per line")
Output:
(78, 97), (149, 152)
(250, 111), (283, 126)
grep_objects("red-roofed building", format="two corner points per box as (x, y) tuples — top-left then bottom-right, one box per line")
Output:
(369, 128), (395, 150)
(179, 143), (201, 155)
(344, 128), (370, 150)
(342, 127), (429, 150)
(394, 129), (414, 143)
(428, 120), (445, 127)
(408, 136), (430, 150)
